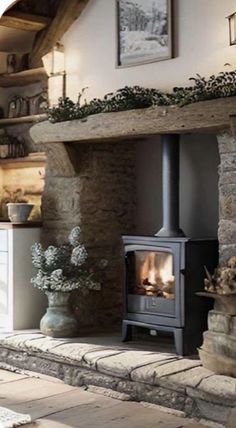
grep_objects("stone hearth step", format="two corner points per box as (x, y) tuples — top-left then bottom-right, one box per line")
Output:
(0, 332), (235, 427)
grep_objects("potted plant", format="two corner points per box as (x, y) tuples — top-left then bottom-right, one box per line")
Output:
(1, 188), (33, 222)
(31, 226), (102, 337)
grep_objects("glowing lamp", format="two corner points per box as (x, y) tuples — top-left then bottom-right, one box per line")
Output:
(42, 43), (66, 106)
(227, 12), (236, 45)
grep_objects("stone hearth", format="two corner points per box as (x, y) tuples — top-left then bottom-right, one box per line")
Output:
(0, 331), (236, 427)
(29, 97), (236, 330)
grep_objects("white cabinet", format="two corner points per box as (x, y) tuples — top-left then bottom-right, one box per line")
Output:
(0, 225), (46, 331)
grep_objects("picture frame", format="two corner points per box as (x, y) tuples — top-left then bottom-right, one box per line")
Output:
(116, 0), (173, 68)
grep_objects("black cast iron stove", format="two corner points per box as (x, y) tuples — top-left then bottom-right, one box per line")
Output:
(122, 135), (218, 355)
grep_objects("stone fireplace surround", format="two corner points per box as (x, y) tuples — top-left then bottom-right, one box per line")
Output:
(30, 96), (236, 331)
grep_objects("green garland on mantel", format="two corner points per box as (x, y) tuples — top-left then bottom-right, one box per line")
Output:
(48, 71), (236, 123)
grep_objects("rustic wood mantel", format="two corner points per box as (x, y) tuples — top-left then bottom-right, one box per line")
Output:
(30, 96), (236, 146)
(30, 96), (236, 176)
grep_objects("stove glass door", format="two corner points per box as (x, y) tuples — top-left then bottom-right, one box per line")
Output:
(134, 250), (175, 300)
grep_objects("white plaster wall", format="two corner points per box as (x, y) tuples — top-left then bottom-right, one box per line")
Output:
(62, 0), (236, 101)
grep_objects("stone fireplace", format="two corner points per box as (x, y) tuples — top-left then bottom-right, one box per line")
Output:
(29, 97), (236, 332)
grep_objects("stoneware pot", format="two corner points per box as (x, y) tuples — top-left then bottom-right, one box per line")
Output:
(198, 292), (236, 377)
(7, 203), (34, 223)
(40, 291), (78, 338)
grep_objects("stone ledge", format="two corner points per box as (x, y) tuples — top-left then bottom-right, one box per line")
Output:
(0, 332), (235, 426)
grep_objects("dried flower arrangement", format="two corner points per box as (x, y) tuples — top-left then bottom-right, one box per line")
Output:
(1, 188), (28, 204)
(204, 256), (236, 295)
(31, 226), (105, 294)
(48, 71), (236, 123)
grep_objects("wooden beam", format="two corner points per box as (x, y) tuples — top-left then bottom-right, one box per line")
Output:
(30, 97), (236, 145)
(30, 0), (89, 68)
(0, 11), (51, 32)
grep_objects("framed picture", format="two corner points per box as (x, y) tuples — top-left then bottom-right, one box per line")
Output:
(116, 0), (173, 67)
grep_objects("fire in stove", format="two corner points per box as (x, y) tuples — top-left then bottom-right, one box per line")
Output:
(134, 251), (175, 299)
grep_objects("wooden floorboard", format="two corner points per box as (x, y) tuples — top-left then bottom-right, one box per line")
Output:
(9, 390), (116, 420)
(0, 377), (75, 406)
(0, 369), (27, 383)
(0, 371), (207, 428)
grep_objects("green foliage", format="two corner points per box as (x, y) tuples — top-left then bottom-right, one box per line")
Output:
(31, 226), (104, 294)
(48, 71), (236, 123)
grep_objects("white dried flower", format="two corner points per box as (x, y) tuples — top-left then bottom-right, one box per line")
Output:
(71, 245), (87, 266)
(68, 226), (81, 247)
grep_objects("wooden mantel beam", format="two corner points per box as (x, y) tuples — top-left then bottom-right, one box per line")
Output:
(30, 0), (89, 68)
(0, 11), (51, 32)
(30, 97), (236, 145)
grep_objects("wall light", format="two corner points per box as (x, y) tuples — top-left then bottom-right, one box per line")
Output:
(42, 43), (66, 106)
(227, 12), (236, 45)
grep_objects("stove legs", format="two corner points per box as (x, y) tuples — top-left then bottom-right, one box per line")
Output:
(173, 328), (183, 356)
(122, 321), (132, 342)
(122, 320), (185, 356)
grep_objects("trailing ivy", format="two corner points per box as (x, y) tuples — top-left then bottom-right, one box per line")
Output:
(48, 71), (236, 123)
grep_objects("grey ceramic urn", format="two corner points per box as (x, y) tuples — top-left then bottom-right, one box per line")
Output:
(40, 291), (78, 338)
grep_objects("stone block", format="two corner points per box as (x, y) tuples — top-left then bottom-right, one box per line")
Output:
(49, 342), (107, 364)
(83, 349), (126, 369)
(219, 185), (236, 220)
(117, 380), (187, 411)
(194, 398), (232, 425)
(42, 177), (81, 220)
(131, 358), (201, 385)
(161, 366), (213, 391)
(220, 153), (236, 173)
(208, 311), (232, 334)
(219, 245), (236, 265)
(219, 170), (236, 186)
(199, 347), (236, 378)
(198, 375), (236, 406)
(218, 220), (236, 245)
(96, 351), (173, 379)
(87, 385), (131, 401)
(26, 356), (61, 379)
(75, 369), (120, 390)
(202, 330), (236, 360)
(1, 333), (44, 351)
(217, 132), (236, 154)
(129, 356), (178, 384)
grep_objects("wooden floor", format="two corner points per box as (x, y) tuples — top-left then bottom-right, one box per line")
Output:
(0, 369), (208, 428)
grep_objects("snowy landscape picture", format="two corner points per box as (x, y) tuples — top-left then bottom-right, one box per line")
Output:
(117, 0), (172, 67)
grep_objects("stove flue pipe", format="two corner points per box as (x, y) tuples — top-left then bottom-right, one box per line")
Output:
(156, 134), (185, 238)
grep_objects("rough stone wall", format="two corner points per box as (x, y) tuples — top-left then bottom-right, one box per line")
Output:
(42, 141), (137, 331)
(217, 131), (236, 265)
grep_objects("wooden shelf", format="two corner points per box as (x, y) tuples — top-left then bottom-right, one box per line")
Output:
(0, 152), (46, 169)
(0, 114), (47, 127)
(0, 67), (47, 88)
(0, 221), (43, 229)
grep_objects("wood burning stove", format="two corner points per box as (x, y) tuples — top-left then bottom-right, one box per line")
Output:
(122, 134), (218, 355)
(122, 235), (218, 355)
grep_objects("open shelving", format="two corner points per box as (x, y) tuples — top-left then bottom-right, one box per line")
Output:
(0, 114), (47, 127)
(0, 152), (46, 169)
(0, 67), (47, 88)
